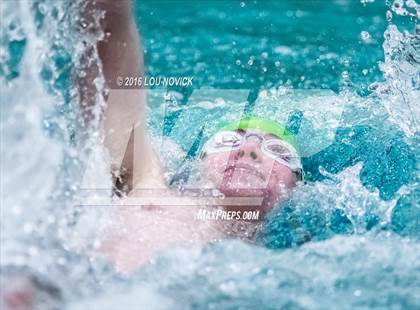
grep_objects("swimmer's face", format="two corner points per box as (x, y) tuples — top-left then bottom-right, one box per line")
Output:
(199, 129), (298, 214)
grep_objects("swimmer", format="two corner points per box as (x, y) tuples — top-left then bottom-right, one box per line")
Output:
(94, 0), (304, 273)
(1, 1), (303, 308)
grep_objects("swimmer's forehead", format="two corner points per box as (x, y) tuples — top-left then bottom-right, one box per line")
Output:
(234, 128), (279, 139)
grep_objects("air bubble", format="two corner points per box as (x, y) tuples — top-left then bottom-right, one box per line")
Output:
(341, 71), (349, 79)
(360, 31), (371, 42)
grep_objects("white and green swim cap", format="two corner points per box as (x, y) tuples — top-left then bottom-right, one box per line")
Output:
(214, 116), (299, 154)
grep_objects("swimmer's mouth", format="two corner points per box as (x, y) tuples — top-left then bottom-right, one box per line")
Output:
(224, 163), (266, 181)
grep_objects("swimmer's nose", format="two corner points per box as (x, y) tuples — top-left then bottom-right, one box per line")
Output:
(235, 137), (263, 162)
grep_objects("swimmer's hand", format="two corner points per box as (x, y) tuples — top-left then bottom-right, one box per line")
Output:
(0, 267), (62, 310)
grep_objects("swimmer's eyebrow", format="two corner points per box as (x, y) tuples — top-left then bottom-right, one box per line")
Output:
(235, 129), (276, 139)
(265, 133), (278, 139)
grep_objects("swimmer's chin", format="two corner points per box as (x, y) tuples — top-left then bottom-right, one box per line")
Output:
(217, 184), (274, 214)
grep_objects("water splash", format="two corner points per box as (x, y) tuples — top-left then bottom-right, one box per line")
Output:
(0, 0), (112, 303)
(96, 235), (419, 310)
(370, 0), (419, 137)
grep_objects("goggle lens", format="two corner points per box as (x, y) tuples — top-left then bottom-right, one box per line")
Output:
(202, 131), (303, 173)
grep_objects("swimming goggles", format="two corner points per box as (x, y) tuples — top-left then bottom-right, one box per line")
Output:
(201, 130), (303, 174)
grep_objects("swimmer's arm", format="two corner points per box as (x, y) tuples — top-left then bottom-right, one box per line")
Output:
(83, 0), (163, 192)
(96, 0), (142, 89)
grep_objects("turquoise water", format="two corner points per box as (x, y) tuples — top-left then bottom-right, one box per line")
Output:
(1, 0), (419, 309)
(137, 0), (391, 92)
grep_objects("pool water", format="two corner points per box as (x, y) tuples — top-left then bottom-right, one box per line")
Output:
(1, 0), (419, 309)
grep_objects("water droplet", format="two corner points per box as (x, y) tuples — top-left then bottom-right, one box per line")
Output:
(386, 10), (393, 21)
(295, 10), (304, 18)
(341, 57), (351, 67)
(23, 223), (33, 233)
(57, 257), (67, 265)
(93, 239), (102, 249)
(360, 31), (371, 42)
(240, 2), (246, 8)
(28, 246), (38, 256)
(12, 206), (22, 215)
(362, 69), (369, 75)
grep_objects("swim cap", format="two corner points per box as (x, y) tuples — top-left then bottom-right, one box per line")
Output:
(215, 116), (299, 153)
